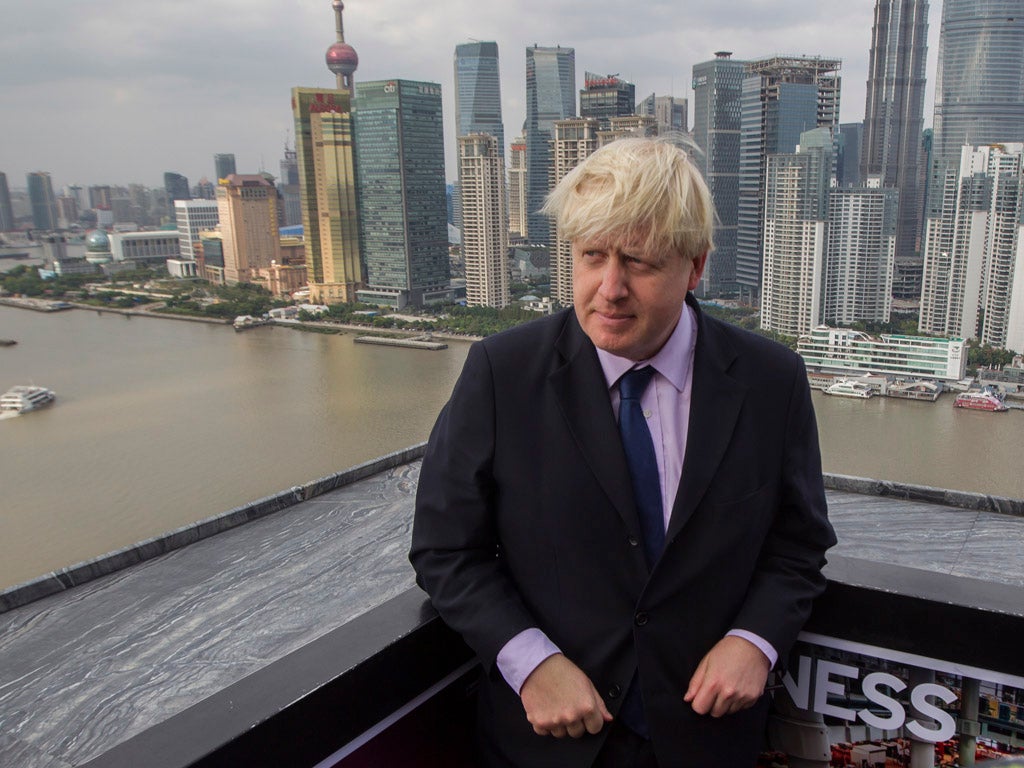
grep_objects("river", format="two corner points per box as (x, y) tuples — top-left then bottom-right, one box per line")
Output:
(1, 304), (1022, 590)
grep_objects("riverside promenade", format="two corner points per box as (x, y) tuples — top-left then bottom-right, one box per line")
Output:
(2, 447), (1024, 767)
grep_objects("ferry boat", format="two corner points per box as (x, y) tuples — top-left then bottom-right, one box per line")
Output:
(233, 315), (270, 331)
(954, 390), (1009, 412)
(824, 379), (874, 399)
(1, 385), (56, 413)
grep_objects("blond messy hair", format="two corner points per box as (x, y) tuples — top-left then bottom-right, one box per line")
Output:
(541, 135), (715, 263)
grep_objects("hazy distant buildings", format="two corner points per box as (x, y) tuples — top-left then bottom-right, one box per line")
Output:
(637, 93), (687, 133)
(0, 172), (15, 231)
(692, 51), (748, 296)
(760, 129), (833, 337)
(861, 0), (929, 293)
(508, 136), (527, 240)
(454, 42), (505, 158)
(279, 144), (301, 227)
(213, 154), (236, 182)
(931, 0), (1024, 175)
(56, 195), (79, 228)
(89, 185), (113, 211)
(27, 172), (58, 231)
(525, 45), (576, 245)
(459, 133), (509, 308)
(163, 172), (190, 221)
(174, 199), (219, 261)
(354, 79), (450, 308)
(920, 143), (1024, 350)
(292, 86), (362, 304)
(824, 186), (898, 325)
(737, 55), (841, 301)
(579, 72), (635, 128)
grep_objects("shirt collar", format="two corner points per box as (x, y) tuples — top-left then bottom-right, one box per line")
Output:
(595, 302), (697, 393)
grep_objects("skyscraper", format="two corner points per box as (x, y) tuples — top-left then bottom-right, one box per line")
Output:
(637, 94), (688, 133)
(550, 117), (600, 306)
(354, 79), (450, 308)
(454, 42), (505, 157)
(920, 143), (1024, 349)
(836, 123), (864, 187)
(0, 172), (14, 232)
(931, 0), (1024, 173)
(579, 73), (635, 128)
(214, 154), (237, 181)
(692, 51), (748, 296)
(279, 143), (301, 227)
(26, 172), (58, 231)
(163, 172), (191, 221)
(508, 136), (528, 240)
(760, 129), (833, 337)
(217, 174), (282, 285)
(737, 55), (841, 301)
(459, 133), (509, 308)
(292, 87), (362, 304)
(861, 0), (929, 273)
(525, 45), (576, 245)
(824, 187), (898, 325)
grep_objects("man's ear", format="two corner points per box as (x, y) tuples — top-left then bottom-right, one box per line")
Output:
(688, 252), (708, 291)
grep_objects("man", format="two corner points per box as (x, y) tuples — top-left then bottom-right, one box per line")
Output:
(410, 137), (836, 767)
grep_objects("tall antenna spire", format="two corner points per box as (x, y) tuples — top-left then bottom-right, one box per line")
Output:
(325, 1), (358, 96)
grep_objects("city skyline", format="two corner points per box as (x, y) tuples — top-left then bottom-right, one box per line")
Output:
(1, 0), (944, 189)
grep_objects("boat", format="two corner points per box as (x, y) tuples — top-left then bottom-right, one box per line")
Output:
(954, 390), (1009, 412)
(885, 379), (941, 402)
(1, 385), (56, 413)
(0, 339), (16, 347)
(824, 379), (874, 398)
(233, 315), (270, 331)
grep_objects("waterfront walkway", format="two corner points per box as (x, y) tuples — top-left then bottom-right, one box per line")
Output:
(1, 453), (1023, 767)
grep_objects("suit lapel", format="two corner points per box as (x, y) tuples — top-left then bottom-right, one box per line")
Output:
(666, 299), (747, 543)
(549, 312), (642, 538)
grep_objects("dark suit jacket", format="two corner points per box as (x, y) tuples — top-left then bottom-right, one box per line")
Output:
(410, 296), (836, 768)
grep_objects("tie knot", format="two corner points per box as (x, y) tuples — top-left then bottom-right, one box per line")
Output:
(619, 366), (655, 401)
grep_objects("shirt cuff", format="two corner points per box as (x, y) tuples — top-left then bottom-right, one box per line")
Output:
(496, 628), (561, 694)
(726, 629), (778, 669)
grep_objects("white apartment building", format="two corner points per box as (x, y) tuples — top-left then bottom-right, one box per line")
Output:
(920, 143), (1024, 351)
(458, 133), (509, 309)
(174, 199), (219, 261)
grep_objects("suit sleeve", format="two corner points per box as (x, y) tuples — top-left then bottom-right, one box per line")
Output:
(409, 341), (538, 671)
(730, 361), (837, 663)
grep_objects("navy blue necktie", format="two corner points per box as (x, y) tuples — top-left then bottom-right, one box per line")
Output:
(618, 366), (664, 568)
(617, 366), (663, 739)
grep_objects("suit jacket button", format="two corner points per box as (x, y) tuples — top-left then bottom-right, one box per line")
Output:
(627, 536), (638, 547)
(607, 684), (621, 699)
(635, 612), (649, 626)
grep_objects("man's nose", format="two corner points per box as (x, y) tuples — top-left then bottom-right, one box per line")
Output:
(598, 261), (629, 300)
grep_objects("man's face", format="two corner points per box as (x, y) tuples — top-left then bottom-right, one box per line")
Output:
(572, 235), (706, 361)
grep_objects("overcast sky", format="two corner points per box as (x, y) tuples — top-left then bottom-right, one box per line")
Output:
(0, 0), (944, 192)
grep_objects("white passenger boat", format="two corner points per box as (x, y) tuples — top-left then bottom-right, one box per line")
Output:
(1, 385), (56, 413)
(823, 379), (874, 399)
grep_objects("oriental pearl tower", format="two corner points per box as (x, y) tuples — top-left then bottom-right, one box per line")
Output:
(325, 1), (358, 97)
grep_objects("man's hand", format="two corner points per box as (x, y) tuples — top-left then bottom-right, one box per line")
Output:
(520, 653), (613, 738)
(683, 635), (771, 718)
